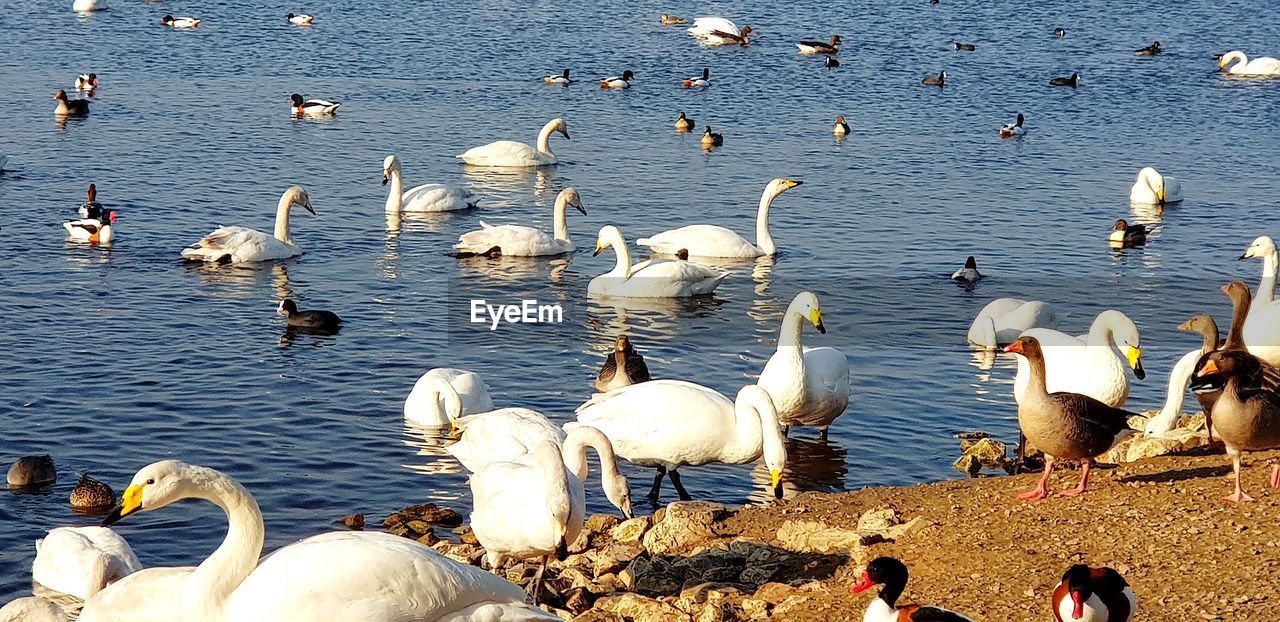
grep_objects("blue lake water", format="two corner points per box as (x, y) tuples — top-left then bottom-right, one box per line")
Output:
(2, 0), (1279, 603)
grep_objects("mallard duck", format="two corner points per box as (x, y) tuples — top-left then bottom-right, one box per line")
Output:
(999, 113), (1025, 137)
(600, 70), (635, 89)
(682, 68), (709, 88)
(1050, 72), (1080, 87)
(543, 69), (571, 85)
(674, 112), (694, 132)
(1053, 565), (1137, 622)
(277, 299), (342, 331)
(922, 70), (946, 86)
(160, 15), (201, 29)
(287, 13), (314, 25)
(1108, 219), (1146, 245)
(70, 473), (116, 511)
(832, 115), (850, 136)
(701, 126), (723, 147)
(851, 557), (975, 621)
(796, 35), (840, 55)
(54, 90), (90, 116)
(660, 14), (685, 25)
(290, 93), (341, 116)
(596, 335), (651, 392)
(8, 455), (56, 487)
(1135, 41), (1161, 56)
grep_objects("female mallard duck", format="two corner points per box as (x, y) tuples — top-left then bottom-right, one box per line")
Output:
(638, 178), (802, 258)
(1053, 565), (1137, 622)
(1196, 350), (1280, 502)
(54, 90), (90, 116)
(7, 455), (55, 487)
(832, 115), (850, 136)
(1129, 166), (1182, 206)
(160, 15), (201, 28)
(64, 210), (116, 244)
(756, 292), (850, 437)
(600, 70), (635, 89)
(922, 70), (946, 86)
(687, 18), (752, 46)
(457, 117), (569, 167)
(660, 14), (685, 25)
(290, 93), (341, 116)
(682, 68), (709, 88)
(1050, 72), (1080, 87)
(700, 125), (723, 147)
(75, 73), (99, 92)
(1005, 336), (1137, 500)
(1109, 219), (1146, 245)
(796, 35), (840, 55)
(1135, 41), (1161, 56)
(851, 557), (975, 622)
(954, 42), (976, 51)
(70, 473), (116, 511)
(181, 186), (315, 263)
(596, 335), (651, 392)
(286, 13), (314, 25)
(277, 299), (341, 331)
(453, 187), (586, 257)
(674, 112), (695, 132)
(589, 225), (728, 298)
(999, 113), (1025, 137)
(543, 69), (571, 85)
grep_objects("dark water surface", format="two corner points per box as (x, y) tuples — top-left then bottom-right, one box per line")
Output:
(2, 0), (1279, 602)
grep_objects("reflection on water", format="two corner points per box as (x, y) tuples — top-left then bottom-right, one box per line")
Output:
(767, 436), (849, 498)
(461, 166), (557, 206)
(455, 255), (573, 283)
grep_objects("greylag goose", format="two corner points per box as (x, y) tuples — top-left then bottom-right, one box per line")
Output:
(1053, 565), (1137, 622)
(1004, 336), (1136, 500)
(1188, 282), (1280, 439)
(850, 557), (975, 621)
(1196, 350), (1280, 502)
(595, 335), (651, 392)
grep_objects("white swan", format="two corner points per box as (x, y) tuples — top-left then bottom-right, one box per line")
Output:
(637, 179), (803, 258)
(589, 225), (728, 298)
(687, 17), (752, 46)
(73, 0), (100, 11)
(1014, 310), (1145, 408)
(457, 118), (569, 168)
(0, 597), (67, 622)
(32, 527), (142, 600)
(966, 298), (1059, 349)
(571, 382), (786, 501)
(180, 186), (314, 264)
(1240, 235), (1280, 366)
(78, 461), (558, 622)
(1129, 167), (1183, 205)
(382, 155), (477, 213)
(1220, 51), (1280, 76)
(453, 187), (585, 257)
(1145, 349), (1203, 435)
(403, 368), (494, 427)
(757, 292), (850, 435)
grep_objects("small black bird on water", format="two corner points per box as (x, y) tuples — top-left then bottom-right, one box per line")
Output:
(824, 55), (840, 70)
(277, 299), (342, 332)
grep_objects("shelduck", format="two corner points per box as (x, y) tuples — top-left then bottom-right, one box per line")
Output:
(75, 73), (99, 92)
(1053, 565), (1137, 622)
(682, 68), (709, 88)
(64, 210), (116, 244)
(287, 13), (314, 25)
(600, 70), (635, 89)
(543, 69), (571, 85)
(851, 557), (975, 622)
(999, 113), (1025, 137)
(290, 93), (341, 116)
(160, 15), (201, 29)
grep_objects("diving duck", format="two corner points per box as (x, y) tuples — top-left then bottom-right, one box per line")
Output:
(851, 557), (974, 621)
(1055, 28), (1067, 37)
(1108, 219), (1146, 246)
(951, 256), (983, 285)
(290, 93), (341, 116)
(1053, 565), (1137, 622)
(79, 183), (104, 219)
(54, 90), (90, 116)
(595, 335), (651, 392)
(1005, 336), (1137, 500)
(922, 70), (946, 86)
(796, 35), (840, 55)
(1135, 41), (1161, 56)
(600, 70), (635, 89)
(824, 55), (840, 70)
(8, 455), (56, 487)
(543, 69), (571, 85)
(278, 299), (342, 332)
(999, 113), (1025, 137)
(832, 115), (850, 137)
(287, 13), (314, 25)
(160, 15), (201, 28)
(700, 126), (723, 147)
(674, 112), (694, 132)
(682, 68), (709, 88)
(1051, 72), (1081, 87)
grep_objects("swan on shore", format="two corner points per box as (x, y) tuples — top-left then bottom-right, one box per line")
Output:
(457, 118), (569, 167)
(180, 186), (314, 264)
(637, 179), (802, 258)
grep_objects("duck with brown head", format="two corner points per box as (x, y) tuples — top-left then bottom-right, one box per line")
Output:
(674, 112), (695, 132)
(796, 35), (840, 55)
(54, 90), (90, 116)
(832, 115), (850, 137)
(1109, 219), (1146, 246)
(950, 256), (983, 285)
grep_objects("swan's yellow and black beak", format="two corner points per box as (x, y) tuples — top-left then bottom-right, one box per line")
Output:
(770, 469), (783, 499)
(102, 484), (145, 526)
(810, 308), (826, 334)
(1156, 187), (1165, 204)
(1128, 346), (1145, 380)
(593, 240), (604, 256)
(785, 179), (804, 189)
(381, 173), (390, 187)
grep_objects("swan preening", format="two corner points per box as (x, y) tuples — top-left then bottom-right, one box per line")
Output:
(78, 461), (558, 622)
(1219, 51), (1280, 76)
(687, 17), (752, 46)
(1013, 309), (1145, 409)
(382, 155), (477, 213)
(637, 178), (802, 258)
(404, 368), (494, 427)
(967, 298), (1059, 349)
(589, 225), (729, 297)
(1129, 167), (1182, 206)
(181, 186), (314, 264)
(453, 187), (585, 257)
(756, 292), (851, 435)
(573, 382), (786, 501)
(457, 118), (569, 167)
(32, 527), (142, 600)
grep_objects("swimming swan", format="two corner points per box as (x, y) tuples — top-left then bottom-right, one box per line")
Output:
(382, 155), (477, 213)
(453, 187), (585, 256)
(1014, 310), (1145, 408)
(966, 298), (1059, 349)
(687, 17), (752, 46)
(1219, 51), (1280, 76)
(32, 527), (142, 600)
(403, 368), (494, 427)
(1129, 167), (1182, 205)
(456, 118), (569, 167)
(180, 186), (314, 264)
(78, 461), (558, 622)
(756, 292), (850, 436)
(637, 179), (803, 258)
(589, 225), (728, 297)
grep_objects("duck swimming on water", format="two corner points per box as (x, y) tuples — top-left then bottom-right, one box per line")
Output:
(1050, 72), (1081, 87)
(674, 112), (694, 132)
(278, 299), (342, 332)
(922, 70), (946, 86)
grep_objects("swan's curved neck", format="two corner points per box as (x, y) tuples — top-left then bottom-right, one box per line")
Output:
(532, 447), (573, 531)
(184, 469), (265, 616)
(536, 122), (557, 157)
(608, 235), (633, 278)
(553, 194), (571, 243)
(776, 303), (808, 351)
(755, 189), (780, 255)
(273, 193), (295, 243)
(1086, 315), (1117, 348)
(725, 396), (783, 464)
(562, 428), (626, 491)
(1256, 250), (1277, 308)
(385, 166), (404, 213)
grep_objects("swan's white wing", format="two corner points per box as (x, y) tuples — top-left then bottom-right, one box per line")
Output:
(402, 183), (476, 212)
(1014, 327), (1129, 407)
(226, 531), (556, 622)
(32, 527), (142, 600)
(572, 380), (736, 468)
(448, 408), (564, 472)
(688, 17), (738, 37)
(631, 259), (729, 295)
(456, 140), (543, 166)
(454, 224), (561, 256)
(637, 225), (760, 258)
(78, 567), (193, 622)
(181, 226), (298, 263)
(417, 368), (494, 413)
(469, 461), (567, 563)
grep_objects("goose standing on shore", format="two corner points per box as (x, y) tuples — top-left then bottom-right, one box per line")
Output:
(1129, 167), (1182, 206)
(453, 187), (585, 257)
(637, 178), (803, 258)
(573, 383), (787, 501)
(687, 17), (752, 46)
(180, 186), (315, 264)
(382, 155), (477, 213)
(1196, 351), (1280, 502)
(1219, 51), (1280, 76)
(589, 225), (728, 297)
(1005, 337), (1136, 500)
(1240, 236), (1280, 366)
(79, 461), (558, 622)
(757, 292), (850, 437)
(796, 35), (840, 55)
(1053, 565), (1137, 622)
(1014, 309), (1145, 408)
(404, 367), (493, 427)
(596, 335), (651, 392)
(457, 118), (569, 167)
